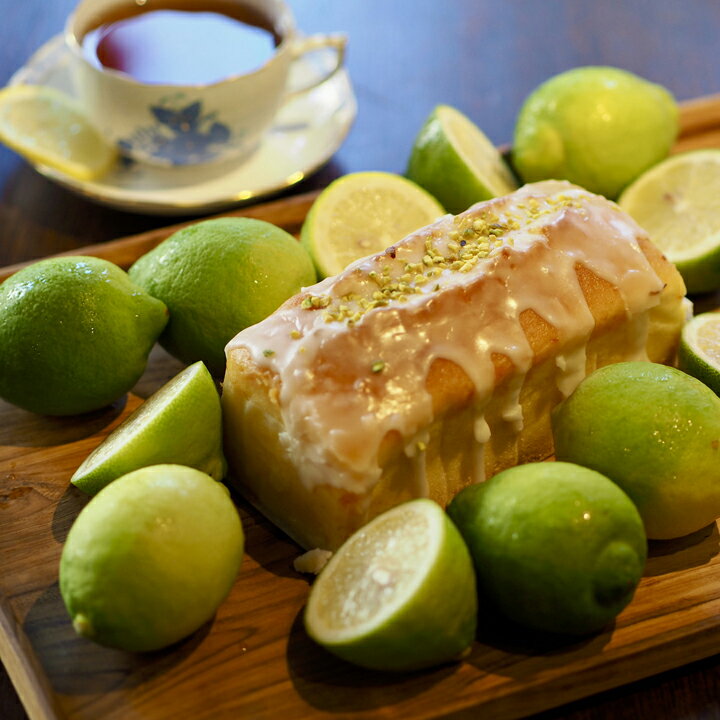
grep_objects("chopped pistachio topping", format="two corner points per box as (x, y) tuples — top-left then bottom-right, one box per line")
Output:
(371, 361), (385, 373)
(263, 349), (275, 357)
(301, 294), (331, 310)
(311, 190), (585, 327)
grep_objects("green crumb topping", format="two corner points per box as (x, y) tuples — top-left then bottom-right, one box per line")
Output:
(301, 294), (332, 310)
(371, 361), (385, 373)
(263, 349), (275, 357)
(311, 191), (586, 327)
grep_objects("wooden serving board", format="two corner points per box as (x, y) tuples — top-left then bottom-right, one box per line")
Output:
(2, 94), (720, 720)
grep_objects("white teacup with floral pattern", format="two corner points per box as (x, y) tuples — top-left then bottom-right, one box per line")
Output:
(65, 0), (346, 167)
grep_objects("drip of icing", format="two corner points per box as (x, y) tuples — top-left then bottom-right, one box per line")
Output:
(473, 415), (491, 443)
(555, 344), (589, 398)
(472, 415), (491, 484)
(404, 431), (430, 497)
(228, 181), (667, 496)
(499, 373), (525, 432)
(625, 312), (652, 362)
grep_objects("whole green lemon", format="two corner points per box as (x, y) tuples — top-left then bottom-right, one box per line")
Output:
(60, 464), (244, 652)
(512, 66), (678, 199)
(0, 256), (167, 415)
(552, 362), (720, 539)
(447, 462), (646, 636)
(129, 217), (316, 377)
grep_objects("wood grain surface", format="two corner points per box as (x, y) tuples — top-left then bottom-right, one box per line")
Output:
(2, 1), (720, 715)
(2, 97), (720, 720)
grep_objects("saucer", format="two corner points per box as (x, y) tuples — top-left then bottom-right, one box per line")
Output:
(9, 35), (357, 215)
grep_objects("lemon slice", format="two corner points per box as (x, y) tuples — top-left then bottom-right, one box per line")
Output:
(678, 311), (720, 394)
(406, 104), (518, 214)
(71, 361), (227, 495)
(304, 499), (477, 671)
(619, 150), (720, 293)
(0, 85), (117, 180)
(300, 171), (445, 278)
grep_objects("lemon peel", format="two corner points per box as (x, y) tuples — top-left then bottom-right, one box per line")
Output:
(129, 217), (316, 377)
(60, 465), (244, 652)
(513, 66), (678, 199)
(552, 362), (720, 539)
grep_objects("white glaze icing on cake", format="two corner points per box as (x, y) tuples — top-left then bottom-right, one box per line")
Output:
(227, 181), (667, 497)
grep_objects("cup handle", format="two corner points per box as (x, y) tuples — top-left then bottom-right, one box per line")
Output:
(285, 33), (348, 98)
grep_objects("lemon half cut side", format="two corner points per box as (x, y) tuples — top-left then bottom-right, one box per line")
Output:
(619, 150), (720, 293)
(678, 311), (720, 395)
(301, 171), (446, 279)
(0, 84), (117, 180)
(304, 498), (477, 671)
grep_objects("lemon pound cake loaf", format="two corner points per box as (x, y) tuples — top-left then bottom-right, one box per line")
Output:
(222, 181), (687, 551)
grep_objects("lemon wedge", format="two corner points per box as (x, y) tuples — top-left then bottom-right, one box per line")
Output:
(407, 105), (518, 214)
(71, 361), (227, 496)
(0, 85), (117, 180)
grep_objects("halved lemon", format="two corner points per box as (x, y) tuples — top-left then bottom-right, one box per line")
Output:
(304, 499), (477, 671)
(619, 150), (720, 293)
(678, 311), (720, 395)
(301, 171), (445, 278)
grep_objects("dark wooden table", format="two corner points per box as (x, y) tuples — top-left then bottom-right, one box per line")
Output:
(2, 1), (720, 719)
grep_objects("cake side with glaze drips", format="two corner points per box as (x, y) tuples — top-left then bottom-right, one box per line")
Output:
(222, 181), (687, 550)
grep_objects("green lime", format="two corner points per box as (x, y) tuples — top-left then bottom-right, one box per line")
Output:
(71, 361), (226, 495)
(0, 85), (117, 180)
(300, 171), (445, 278)
(447, 462), (646, 636)
(552, 362), (720, 539)
(129, 217), (316, 377)
(619, 150), (720, 293)
(678, 312), (720, 395)
(513, 66), (678, 199)
(0, 256), (167, 416)
(60, 464), (244, 652)
(304, 499), (477, 671)
(406, 105), (518, 214)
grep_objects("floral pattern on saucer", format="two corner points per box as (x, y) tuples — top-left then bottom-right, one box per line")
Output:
(9, 35), (356, 215)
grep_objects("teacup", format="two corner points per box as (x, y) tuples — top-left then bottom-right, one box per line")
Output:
(64, 0), (347, 167)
